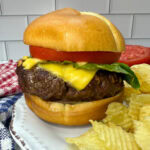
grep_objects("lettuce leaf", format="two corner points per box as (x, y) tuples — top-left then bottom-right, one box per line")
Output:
(61, 61), (140, 89)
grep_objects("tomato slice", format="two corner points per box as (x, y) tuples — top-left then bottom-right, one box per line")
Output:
(30, 46), (121, 64)
(119, 45), (150, 66)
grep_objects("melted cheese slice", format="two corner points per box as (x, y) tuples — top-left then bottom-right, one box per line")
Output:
(39, 63), (97, 91)
(23, 58), (44, 69)
(22, 57), (97, 91)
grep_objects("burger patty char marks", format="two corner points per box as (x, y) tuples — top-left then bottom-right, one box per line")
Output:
(16, 65), (124, 104)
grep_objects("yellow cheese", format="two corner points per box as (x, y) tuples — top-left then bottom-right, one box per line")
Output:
(39, 63), (97, 91)
(22, 56), (29, 60)
(22, 57), (97, 90)
(23, 58), (44, 69)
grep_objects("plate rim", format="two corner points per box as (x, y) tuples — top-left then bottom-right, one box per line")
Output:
(10, 97), (30, 150)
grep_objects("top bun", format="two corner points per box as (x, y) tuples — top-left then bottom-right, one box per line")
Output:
(24, 8), (125, 52)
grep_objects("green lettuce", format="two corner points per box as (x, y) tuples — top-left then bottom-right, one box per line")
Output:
(60, 61), (140, 89)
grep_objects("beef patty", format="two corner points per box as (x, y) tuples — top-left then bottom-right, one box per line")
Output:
(16, 65), (123, 104)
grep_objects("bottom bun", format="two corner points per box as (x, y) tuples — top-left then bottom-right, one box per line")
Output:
(24, 91), (123, 126)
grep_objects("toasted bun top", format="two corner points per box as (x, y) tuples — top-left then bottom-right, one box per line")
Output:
(24, 8), (125, 52)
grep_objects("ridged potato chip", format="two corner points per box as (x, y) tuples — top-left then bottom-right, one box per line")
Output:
(134, 119), (150, 150)
(142, 118), (150, 131)
(66, 128), (109, 150)
(139, 105), (150, 121)
(104, 102), (128, 114)
(128, 94), (150, 120)
(131, 64), (150, 93)
(103, 102), (133, 131)
(91, 121), (140, 150)
(123, 81), (141, 103)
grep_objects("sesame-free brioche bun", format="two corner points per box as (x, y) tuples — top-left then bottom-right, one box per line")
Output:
(24, 8), (125, 52)
(24, 91), (123, 126)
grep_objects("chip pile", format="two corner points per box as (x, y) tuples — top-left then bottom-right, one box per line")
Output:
(66, 64), (150, 150)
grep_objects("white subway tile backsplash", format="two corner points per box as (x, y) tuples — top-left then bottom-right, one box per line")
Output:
(0, 16), (27, 41)
(104, 15), (133, 38)
(56, 0), (84, 11)
(56, 0), (109, 13)
(28, 16), (40, 24)
(82, 0), (109, 13)
(111, 0), (150, 14)
(1, 0), (55, 15)
(126, 39), (150, 47)
(0, 42), (7, 60)
(132, 15), (150, 38)
(6, 41), (29, 60)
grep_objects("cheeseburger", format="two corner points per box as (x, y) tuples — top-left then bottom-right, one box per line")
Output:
(16, 8), (139, 126)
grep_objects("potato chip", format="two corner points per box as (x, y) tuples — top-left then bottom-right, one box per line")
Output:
(105, 102), (128, 114)
(91, 120), (140, 150)
(134, 119), (150, 150)
(139, 105), (150, 121)
(131, 64), (150, 93)
(123, 81), (141, 103)
(67, 144), (79, 150)
(103, 102), (133, 131)
(142, 117), (150, 129)
(66, 128), (110, 150)
(128, 94), (150, 120)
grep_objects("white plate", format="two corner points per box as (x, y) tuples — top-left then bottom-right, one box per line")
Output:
(10, 96), (90, 150)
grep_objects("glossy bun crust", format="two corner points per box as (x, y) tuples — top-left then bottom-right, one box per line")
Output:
(24, 8), (125, 52)
(24, 91), (123, 126)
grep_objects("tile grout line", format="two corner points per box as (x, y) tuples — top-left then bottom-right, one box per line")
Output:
(0, 13), (150, 17)
(0, 14), (42, 17)
(26, 16), (29, 25)
(125, 38), (150, 40)
(131, 15), (135, 38)
(4, 42), (8, 60)
(54, 0), (56, 10)
(0, 0), (2, 15)
(0, 40), (23, 42)
(103, 13), (150, 15)
(108, 0), (111, 14)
